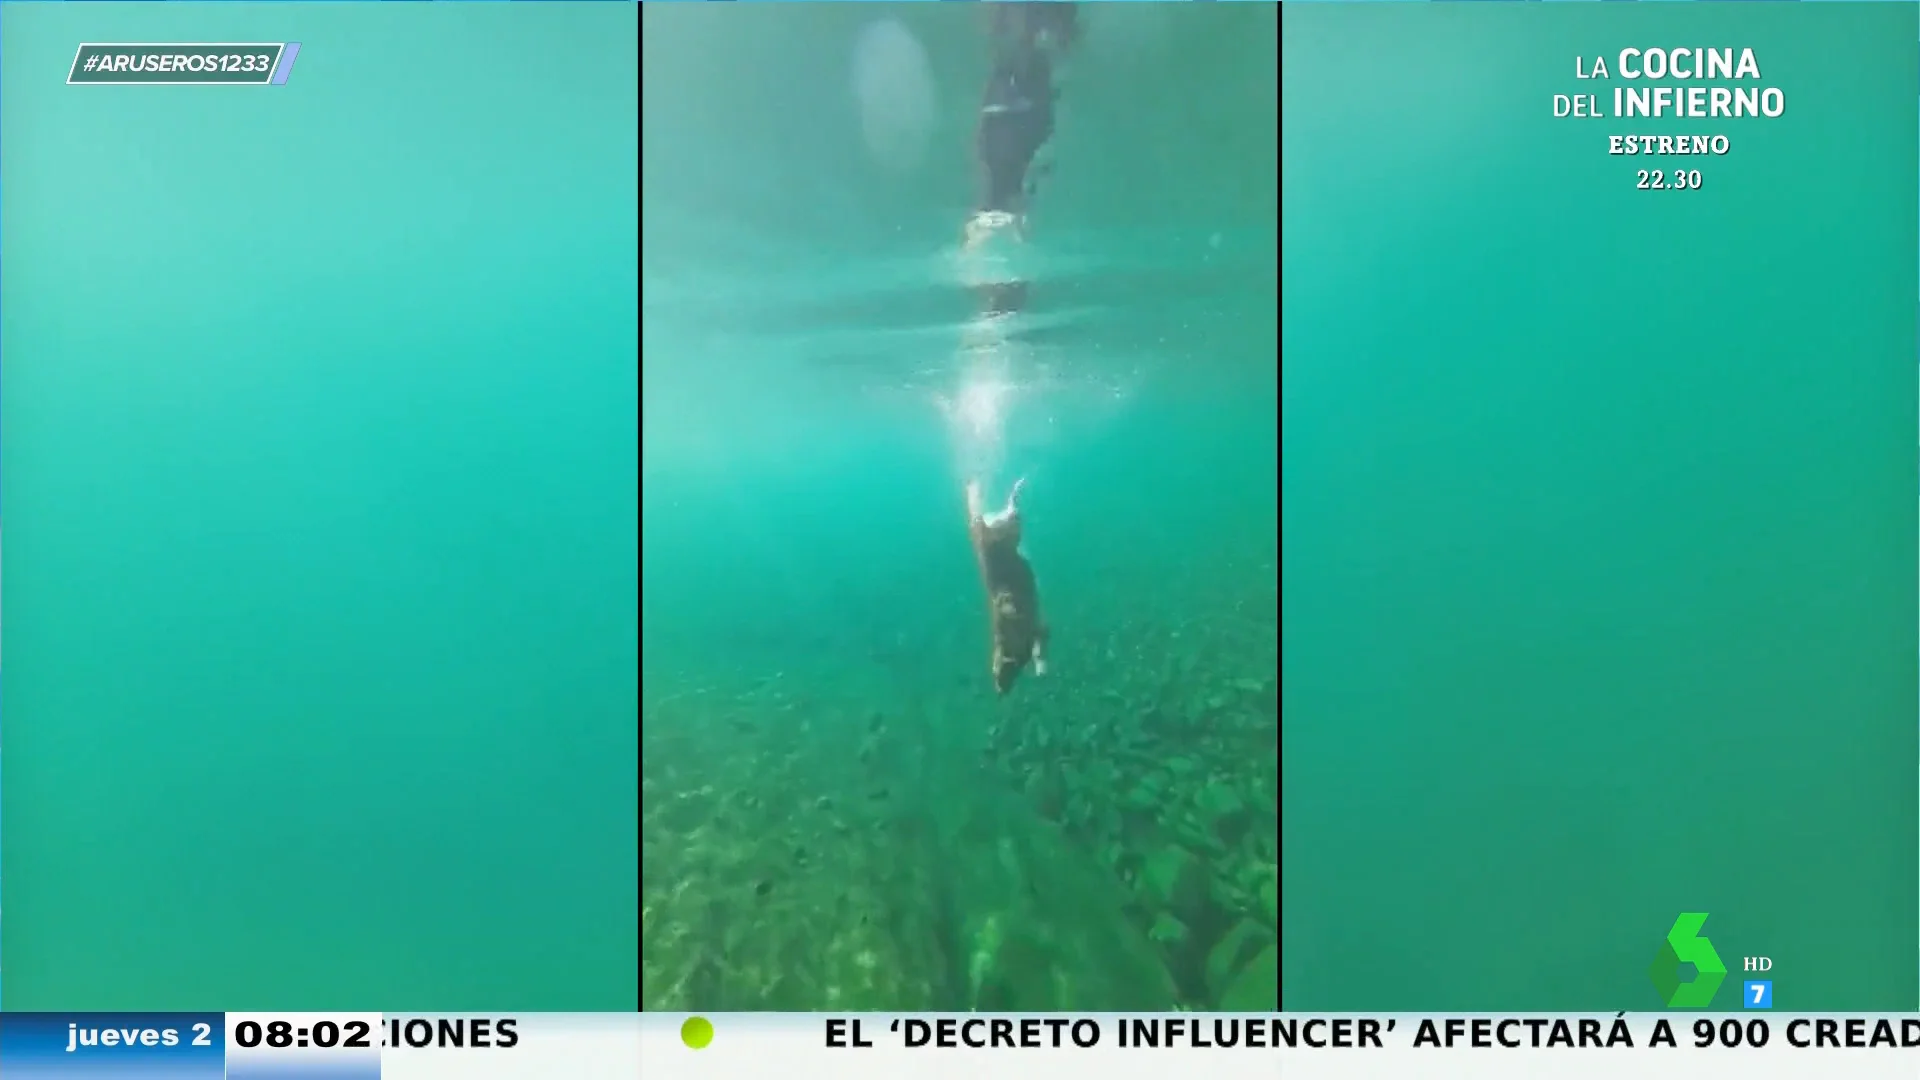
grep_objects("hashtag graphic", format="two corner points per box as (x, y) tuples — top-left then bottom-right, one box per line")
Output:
(68, 43), (289, 85)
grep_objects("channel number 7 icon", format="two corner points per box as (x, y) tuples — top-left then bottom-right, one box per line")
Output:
(1744, 980), (1772, 1009)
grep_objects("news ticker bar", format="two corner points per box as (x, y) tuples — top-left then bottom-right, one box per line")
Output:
(635, 1013), (1920, 1080)
(0, 1013), (637, 1079)
(67, 43), (303, 86)
(30, 1011), (1920, 1080)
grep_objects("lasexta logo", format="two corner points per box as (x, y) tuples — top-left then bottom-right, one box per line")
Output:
(1650, 912), (1727, 1007)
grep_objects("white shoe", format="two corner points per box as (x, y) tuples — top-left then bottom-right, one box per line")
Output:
(964, 210), (1022, 251)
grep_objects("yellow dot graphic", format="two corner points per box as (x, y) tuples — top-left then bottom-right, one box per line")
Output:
(681, 1016), (714, 1050)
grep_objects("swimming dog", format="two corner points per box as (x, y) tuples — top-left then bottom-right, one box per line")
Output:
(966, 477), (1049, 694)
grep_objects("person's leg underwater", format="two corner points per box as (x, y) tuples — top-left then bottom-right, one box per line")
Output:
(965, 5), (1077, 255)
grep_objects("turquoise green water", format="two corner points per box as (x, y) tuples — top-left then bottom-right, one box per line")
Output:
(1, 4), (638, 1009)
(642, 5), (1276, 1010)
(1285, 3), (1919, 1010)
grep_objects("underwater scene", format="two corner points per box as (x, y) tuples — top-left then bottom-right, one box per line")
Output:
(641, 4), (1277, 1011)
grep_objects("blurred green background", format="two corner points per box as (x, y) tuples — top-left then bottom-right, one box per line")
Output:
(1284, 2), (1919, 1010)
(1, 3), (638, 1010)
